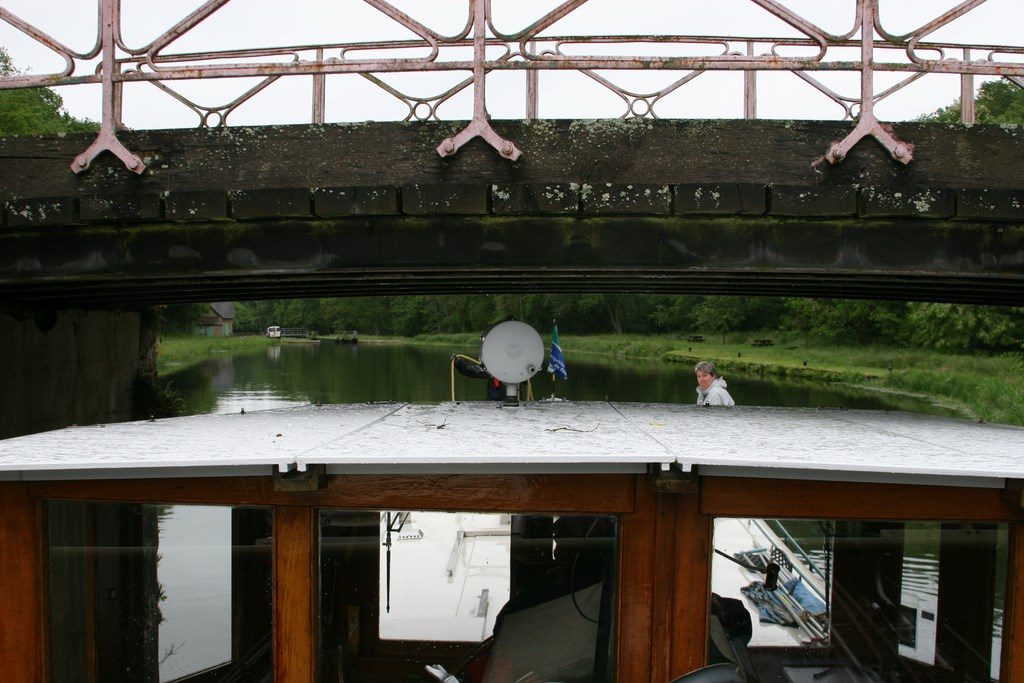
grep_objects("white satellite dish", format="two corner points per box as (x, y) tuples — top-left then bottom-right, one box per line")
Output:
(479, 321), (544, 402)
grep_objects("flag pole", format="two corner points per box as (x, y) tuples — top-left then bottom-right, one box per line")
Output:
(552, 319), (561, 401)
(551, 318), (556, 399)
(547, 318), (565, 401)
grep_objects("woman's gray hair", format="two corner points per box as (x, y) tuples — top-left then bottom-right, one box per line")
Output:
(694, 361), (718, 376)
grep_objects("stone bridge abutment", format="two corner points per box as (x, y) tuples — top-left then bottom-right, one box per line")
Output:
(0, 308), (157, 439)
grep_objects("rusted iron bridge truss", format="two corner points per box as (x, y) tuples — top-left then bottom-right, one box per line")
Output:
(2, 1), (1024, 308)
(2, 0), (1023, 174)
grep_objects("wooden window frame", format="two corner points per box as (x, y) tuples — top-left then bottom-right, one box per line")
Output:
(699, 475), (1024, 683)
(2, 472), (1022, 682)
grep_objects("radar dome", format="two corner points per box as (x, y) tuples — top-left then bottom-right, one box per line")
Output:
(479, 321), (545, 384)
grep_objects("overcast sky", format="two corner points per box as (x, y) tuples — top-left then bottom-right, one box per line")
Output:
(2, 0), (1022, 129)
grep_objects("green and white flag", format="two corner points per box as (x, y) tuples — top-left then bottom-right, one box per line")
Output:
(547, 321), (567, 380)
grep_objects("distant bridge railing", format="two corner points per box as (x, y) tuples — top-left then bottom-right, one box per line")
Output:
(1, 0), (1023, 174)
(281, 328), (315, 339)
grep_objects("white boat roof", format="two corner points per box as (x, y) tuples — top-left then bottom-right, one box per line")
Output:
(0, 402), (1021, 486)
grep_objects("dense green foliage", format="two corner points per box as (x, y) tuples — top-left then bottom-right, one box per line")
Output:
(154, 303), (211, 336)
(233, 295), (1024, 355)
(920, 79), (1024, 124)
(234, 295), (771, 339)
(0, 48), (96, 136)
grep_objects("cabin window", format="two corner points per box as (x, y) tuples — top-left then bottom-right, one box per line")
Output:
(46, 501), (273, 683)
(318, 510), (617, 683)
(709, 518), (1008, 682)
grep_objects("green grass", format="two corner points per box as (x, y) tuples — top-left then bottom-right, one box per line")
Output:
(407, 332), (1024, 426)
(157, 334), (275, 374)
(661, 344), (1024, 425)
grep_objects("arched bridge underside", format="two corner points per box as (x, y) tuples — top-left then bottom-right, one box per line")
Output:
(2, 119), (1024, 307)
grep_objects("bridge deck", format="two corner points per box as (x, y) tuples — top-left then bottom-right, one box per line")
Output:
(2, 120), (1023, 305)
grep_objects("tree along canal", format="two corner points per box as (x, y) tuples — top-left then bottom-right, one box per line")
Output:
(161, 340), (966, 418)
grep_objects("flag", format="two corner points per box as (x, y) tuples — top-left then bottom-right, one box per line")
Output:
(547, 320), (567, 380)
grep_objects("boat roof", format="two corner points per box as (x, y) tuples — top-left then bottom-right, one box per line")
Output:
(0, 402), (1021, 486)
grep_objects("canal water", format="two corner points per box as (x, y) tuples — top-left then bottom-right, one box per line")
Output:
(161, 340), (964, 418)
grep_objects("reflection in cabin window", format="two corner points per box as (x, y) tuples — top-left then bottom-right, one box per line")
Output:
(710, 518), (1008, 682)
(47, 501), (273, 683)
(319, 510), (617, 683)
(378, 512), (512, 643)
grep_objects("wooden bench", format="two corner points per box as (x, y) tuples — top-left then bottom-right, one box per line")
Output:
(686, 335), (705, 343)
(751, 339), (773, 347)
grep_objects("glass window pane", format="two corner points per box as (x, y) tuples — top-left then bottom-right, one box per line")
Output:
(47, 501), (273, 683)
(378, 512), (511, 643)
(319, 510), (617, 683)
(710, 518), (1008, 682)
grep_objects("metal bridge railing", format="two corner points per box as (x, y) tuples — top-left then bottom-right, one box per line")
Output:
(1, 0), (1023, 174)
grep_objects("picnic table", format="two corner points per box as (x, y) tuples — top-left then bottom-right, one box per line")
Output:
(686, 335), (705, 343)
(751, 339), (774, 347)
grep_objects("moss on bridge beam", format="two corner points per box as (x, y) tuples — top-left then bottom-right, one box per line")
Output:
(2, 119), (1024, 207)
(2, 119), (1024, 305)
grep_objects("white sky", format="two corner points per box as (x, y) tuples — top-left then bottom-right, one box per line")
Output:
(1, 0), (1022, 130)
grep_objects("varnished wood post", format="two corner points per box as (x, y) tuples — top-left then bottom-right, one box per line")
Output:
(615, 474), (657, 682)
(649, 486), (680, 682)
(274, 506), (317, 683)
(0, 483), (45, 682)
(669, 481), (711, 678)
(1003, 521), (1024, 682)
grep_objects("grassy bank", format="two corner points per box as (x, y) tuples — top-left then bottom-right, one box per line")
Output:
(157, 335), (274, 374)
(661, 344), (1023, 425)
(408, 333), (1024, 426)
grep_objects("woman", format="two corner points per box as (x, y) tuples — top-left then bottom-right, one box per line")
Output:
(695, 361), (735, 406)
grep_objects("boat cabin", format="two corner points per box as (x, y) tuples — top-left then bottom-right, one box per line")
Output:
(1, 401), (1022, 682)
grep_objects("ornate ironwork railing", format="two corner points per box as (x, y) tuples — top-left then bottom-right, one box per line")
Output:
(1, 0), (1023, 174)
